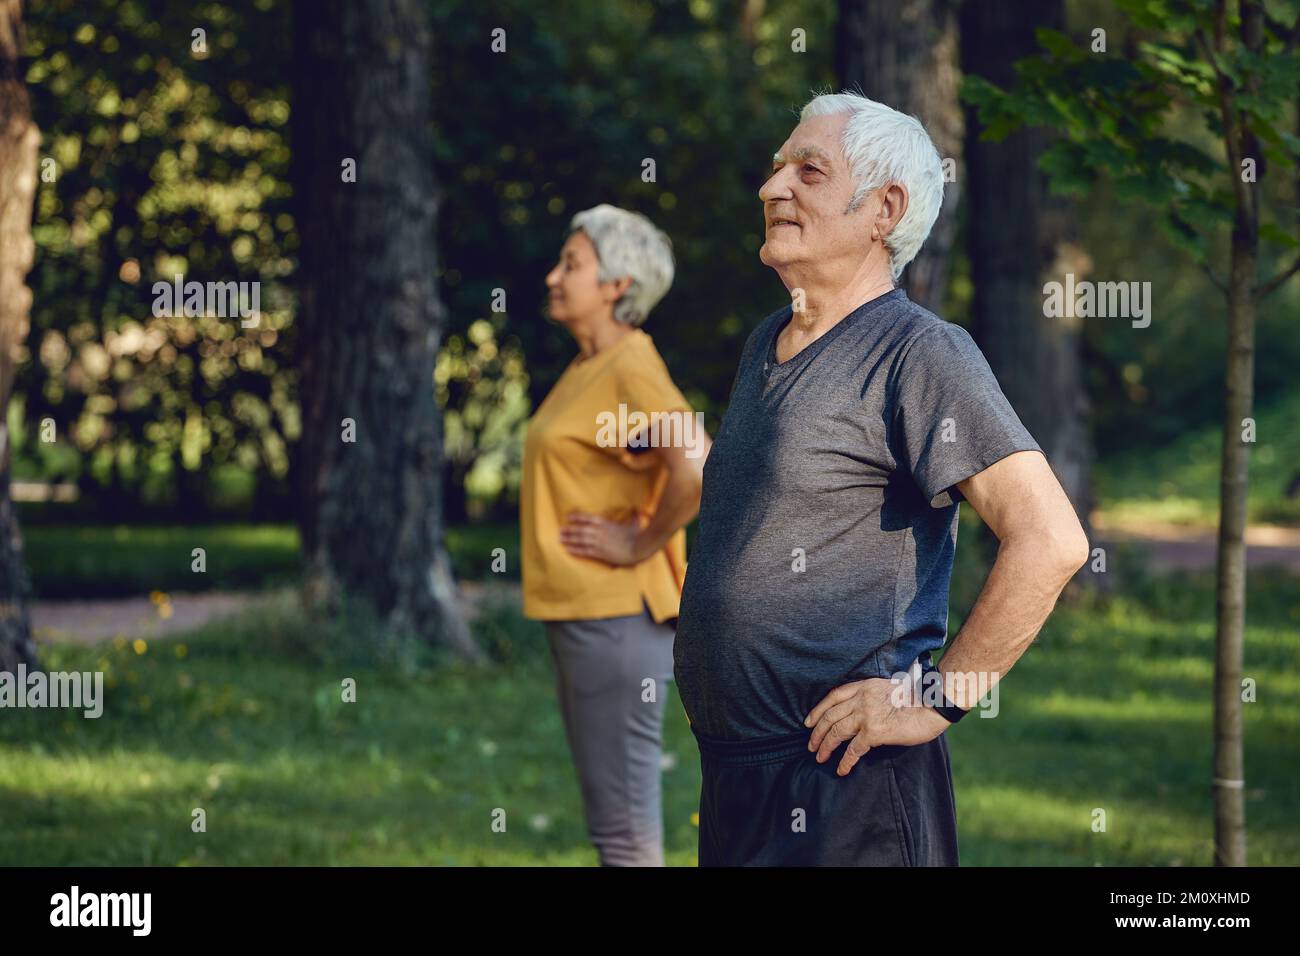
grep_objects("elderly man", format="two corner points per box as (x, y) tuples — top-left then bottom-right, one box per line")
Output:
(673, 92), (1090, 866)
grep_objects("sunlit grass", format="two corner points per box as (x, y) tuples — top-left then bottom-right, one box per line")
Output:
(1095, 388), (1300, 529)
(3, 561), (1297, 866)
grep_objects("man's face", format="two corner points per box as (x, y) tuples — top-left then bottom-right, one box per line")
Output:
(757, 113), (874, 273)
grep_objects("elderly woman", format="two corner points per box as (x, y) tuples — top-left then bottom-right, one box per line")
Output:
(521, 204), (709, 867)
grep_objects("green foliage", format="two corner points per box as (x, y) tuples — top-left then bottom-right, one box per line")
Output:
(427, 0), (833, 515)
(23, 0), (297, 517)
(963, 2), (1300, 465)
(961, 2), (1300, 268)
(24, 0), (1291, 521)
(437, 320), (530, 519)
(21, 0), (833, 519)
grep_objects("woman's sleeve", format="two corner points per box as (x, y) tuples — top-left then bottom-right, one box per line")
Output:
(613, 351), (696, 469)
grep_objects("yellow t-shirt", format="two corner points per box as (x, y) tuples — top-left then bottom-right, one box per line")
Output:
(521, 328), (693, 624)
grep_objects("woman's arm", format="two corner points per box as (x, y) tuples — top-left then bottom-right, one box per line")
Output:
(630, 435), (711, 561)
(559, 431), (711, 566)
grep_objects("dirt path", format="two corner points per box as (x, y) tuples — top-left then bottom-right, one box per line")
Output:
(30, 519), (1298, 646)
(1092, 515), (1300, 573)
(31, 580), (520, 647)
(32, 592), (253, 646)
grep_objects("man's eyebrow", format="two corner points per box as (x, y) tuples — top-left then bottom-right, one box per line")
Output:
(772, 146), (834, 168)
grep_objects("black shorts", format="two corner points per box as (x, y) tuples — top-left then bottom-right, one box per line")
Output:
(691, 725), (960, 866)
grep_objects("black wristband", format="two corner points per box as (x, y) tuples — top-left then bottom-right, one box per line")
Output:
(933, 697), (970, 724)
(918, 655), (971, 724)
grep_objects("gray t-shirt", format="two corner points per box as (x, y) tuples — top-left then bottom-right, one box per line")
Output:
(673, 287), (1043, 740)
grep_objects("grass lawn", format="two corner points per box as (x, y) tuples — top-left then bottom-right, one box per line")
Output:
(21, 522), (520, 599)
(1094, 387), (1300, 528)
(2, 532), (1296, 866)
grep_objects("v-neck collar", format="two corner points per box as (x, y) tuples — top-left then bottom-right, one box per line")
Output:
(764, 287), (905, 378)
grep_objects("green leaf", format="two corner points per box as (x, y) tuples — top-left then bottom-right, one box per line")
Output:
(1035, 28), (1081, 60)
(1278, 131), (1300, 158)
(1037, 143), (1095, 197)
(1259, 223), (1300, 250)
(1160, 210), (1210, 263)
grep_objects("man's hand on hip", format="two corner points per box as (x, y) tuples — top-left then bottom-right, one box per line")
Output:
(803, 677), (950, 776)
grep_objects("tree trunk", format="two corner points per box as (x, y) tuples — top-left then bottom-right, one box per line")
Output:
(1209, 0), (1262, 868)
(959, 0), (1096, 575)
(0, 0), (38, 675)
(836, 0), (962, 312)
(291, 0), (479, 660)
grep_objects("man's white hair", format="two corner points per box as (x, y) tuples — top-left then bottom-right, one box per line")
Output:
(569, 204), (674, 327)
(799, 91), (944, 281)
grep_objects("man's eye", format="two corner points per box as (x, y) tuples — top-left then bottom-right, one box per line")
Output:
(803, 164), (822, 175)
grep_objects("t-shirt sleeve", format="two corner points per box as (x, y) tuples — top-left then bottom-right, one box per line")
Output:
(614, 348), (694, 466)
(890, 322), (1043, 508)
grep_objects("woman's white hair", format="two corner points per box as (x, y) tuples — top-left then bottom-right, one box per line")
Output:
(569, 204), (674, 327)
(799, 91), (944, 281)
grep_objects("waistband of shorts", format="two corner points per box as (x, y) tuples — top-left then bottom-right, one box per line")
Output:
(689, 726), (813, 766)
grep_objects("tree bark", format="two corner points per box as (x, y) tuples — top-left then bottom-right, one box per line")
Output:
(1208, 0), (1261, 868)
(959, 0), (1096, 575)
(0, 0), (38, 675)
(836, 0), (962, 312)
(291, 0), (479, 660)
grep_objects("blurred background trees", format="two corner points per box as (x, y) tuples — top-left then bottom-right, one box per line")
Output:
(960, 0), (1096, 556)
(0, 0), (39, 672)
(1, 0), (1296, 869)
(836, 0), (964, 314)
(964, 0), (1300, 871)
(22, 0), (295, 523)
(10, 0), (1300, 531)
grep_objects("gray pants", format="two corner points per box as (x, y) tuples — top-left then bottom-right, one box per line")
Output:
(545, 604), (676, 866)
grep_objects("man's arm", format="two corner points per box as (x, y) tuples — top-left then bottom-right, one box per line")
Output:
(928, 448), (1090, 715)
(805, 448), (1090, 771)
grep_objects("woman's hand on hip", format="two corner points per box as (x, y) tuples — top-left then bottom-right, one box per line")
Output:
(560, 511), (647, 566)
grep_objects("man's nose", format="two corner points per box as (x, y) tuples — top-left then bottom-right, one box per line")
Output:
(758, 167), (793, 203)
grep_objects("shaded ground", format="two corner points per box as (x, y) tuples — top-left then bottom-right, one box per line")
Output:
(31, 581), (518, 646)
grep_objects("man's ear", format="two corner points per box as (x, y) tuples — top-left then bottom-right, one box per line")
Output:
(875, 183), (909, 241)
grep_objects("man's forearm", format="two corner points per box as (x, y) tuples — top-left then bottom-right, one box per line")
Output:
(930, 534), (1083, 711)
